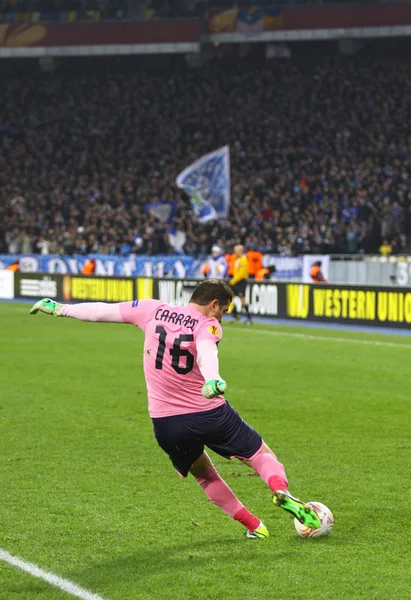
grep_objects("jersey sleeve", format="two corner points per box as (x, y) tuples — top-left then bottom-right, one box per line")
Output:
(196, 319), (223, 345)
(61, 302), (123, 322)
(119, 299), (162, 330)
(195, 319), (223, 381)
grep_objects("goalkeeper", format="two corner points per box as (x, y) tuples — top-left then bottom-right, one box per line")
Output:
(30, 279), (320, 538)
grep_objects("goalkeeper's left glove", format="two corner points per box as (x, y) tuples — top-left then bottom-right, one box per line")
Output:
(29, 298), (63, 317)
(202, 379), (227, 399)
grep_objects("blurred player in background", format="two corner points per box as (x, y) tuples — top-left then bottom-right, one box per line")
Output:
(6, 261), (20, 272)
(81, 258), (96, 275)
(30, 280), (321, 540)
(201, 245), (227, 280)
(310, 261), (327, 283)
(245, 250), (263, 280)
(228, 244), (252, 325)
(255, 265), (277, 281)
(225, 251), (236, 279)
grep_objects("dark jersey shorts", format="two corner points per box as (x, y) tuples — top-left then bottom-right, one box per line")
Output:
(231, 280), (247, 298)
(152, 402), (263, 477)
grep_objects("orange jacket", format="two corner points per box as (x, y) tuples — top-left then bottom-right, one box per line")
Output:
(310, 266), (327, 283)
(255, 267), (270, 282)
(246, 251), (263, 277)
(81, 260), (96, 275)
(6, 263), (19, 272)
(225, 253), (237, 277)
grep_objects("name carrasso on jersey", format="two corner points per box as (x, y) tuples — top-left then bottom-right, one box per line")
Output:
(155, 307), (199, 331)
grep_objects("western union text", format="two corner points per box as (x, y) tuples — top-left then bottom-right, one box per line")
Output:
(313, 288), (411, 323)
(71, 278), (133, 302)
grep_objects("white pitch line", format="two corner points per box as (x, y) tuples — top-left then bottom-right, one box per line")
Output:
(0, 548), (109, 600)
(228, 327), (411, 349)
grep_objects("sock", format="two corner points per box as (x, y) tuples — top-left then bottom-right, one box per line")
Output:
(233, 508), (261, 532)
(232, 306), (238, 318)
(243, 304), (251, 318)
(250, 447), (288, 492)
(196, 466), (260, 531)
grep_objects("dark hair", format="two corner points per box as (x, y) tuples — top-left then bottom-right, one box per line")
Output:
(190, 279), (234, 306)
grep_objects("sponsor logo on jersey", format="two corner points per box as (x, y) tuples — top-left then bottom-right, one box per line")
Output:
(208, 325), (219, 336)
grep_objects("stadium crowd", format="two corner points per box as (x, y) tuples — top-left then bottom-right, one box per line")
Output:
(2, 44), (411, 257)
(0, 0), (132, 20)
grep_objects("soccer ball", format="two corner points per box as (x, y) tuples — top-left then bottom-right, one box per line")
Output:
(294, 502), (334, 538)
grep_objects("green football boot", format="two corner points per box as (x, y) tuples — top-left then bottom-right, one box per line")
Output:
(244, 521), (269, 540)
(272, 490), (321, 529)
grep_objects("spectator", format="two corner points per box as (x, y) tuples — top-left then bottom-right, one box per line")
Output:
(36, 235), (51, 255)
(20, 230), (33, 254)
(6, 229), (22, 254)
(379, 240), (392, 256)
(346, 225), (358, 254)
(381, 198), (394, 241)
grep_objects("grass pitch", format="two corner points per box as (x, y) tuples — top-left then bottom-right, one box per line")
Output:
(0, 302), (410, 600)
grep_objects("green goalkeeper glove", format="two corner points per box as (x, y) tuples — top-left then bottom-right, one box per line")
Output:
(30, 298), (63, 317)
(202, 379), (227, 399)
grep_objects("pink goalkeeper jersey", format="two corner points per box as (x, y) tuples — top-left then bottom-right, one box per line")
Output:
(119, 300), (225, 418)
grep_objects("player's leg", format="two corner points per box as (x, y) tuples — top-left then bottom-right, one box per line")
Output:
(239, 444), (320, 529)
(236, 281), (252, 323)
(207, 403), (320, 529)
(231, 298), (239, 321)
(228, 285), (240, 321)
(239, 442), (288, 492)
(152, 413), (267, 538)
(189, 451), (268, 539)
(227, 301), (235, 315)
(240, 295), (252, 324)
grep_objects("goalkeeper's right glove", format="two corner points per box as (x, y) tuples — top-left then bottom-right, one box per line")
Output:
(202, 379), (227, 399)
(29, 298), (63, 317)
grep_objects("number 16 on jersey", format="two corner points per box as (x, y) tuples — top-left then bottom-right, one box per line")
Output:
(155, 326), (195, 375)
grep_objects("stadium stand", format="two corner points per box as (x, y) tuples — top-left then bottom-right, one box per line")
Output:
(0, 0), (381, 23)
(1, 41), (411, 257)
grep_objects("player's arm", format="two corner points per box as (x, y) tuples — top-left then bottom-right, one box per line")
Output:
(29, 298), (160, 328)
(196, 323), (227, 399)
(30, 298), (124, 322)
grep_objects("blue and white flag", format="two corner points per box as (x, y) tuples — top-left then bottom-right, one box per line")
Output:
(145, 201), (177, 224)
(237, 8), (263, 36)
(176, 146), (230, 223)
